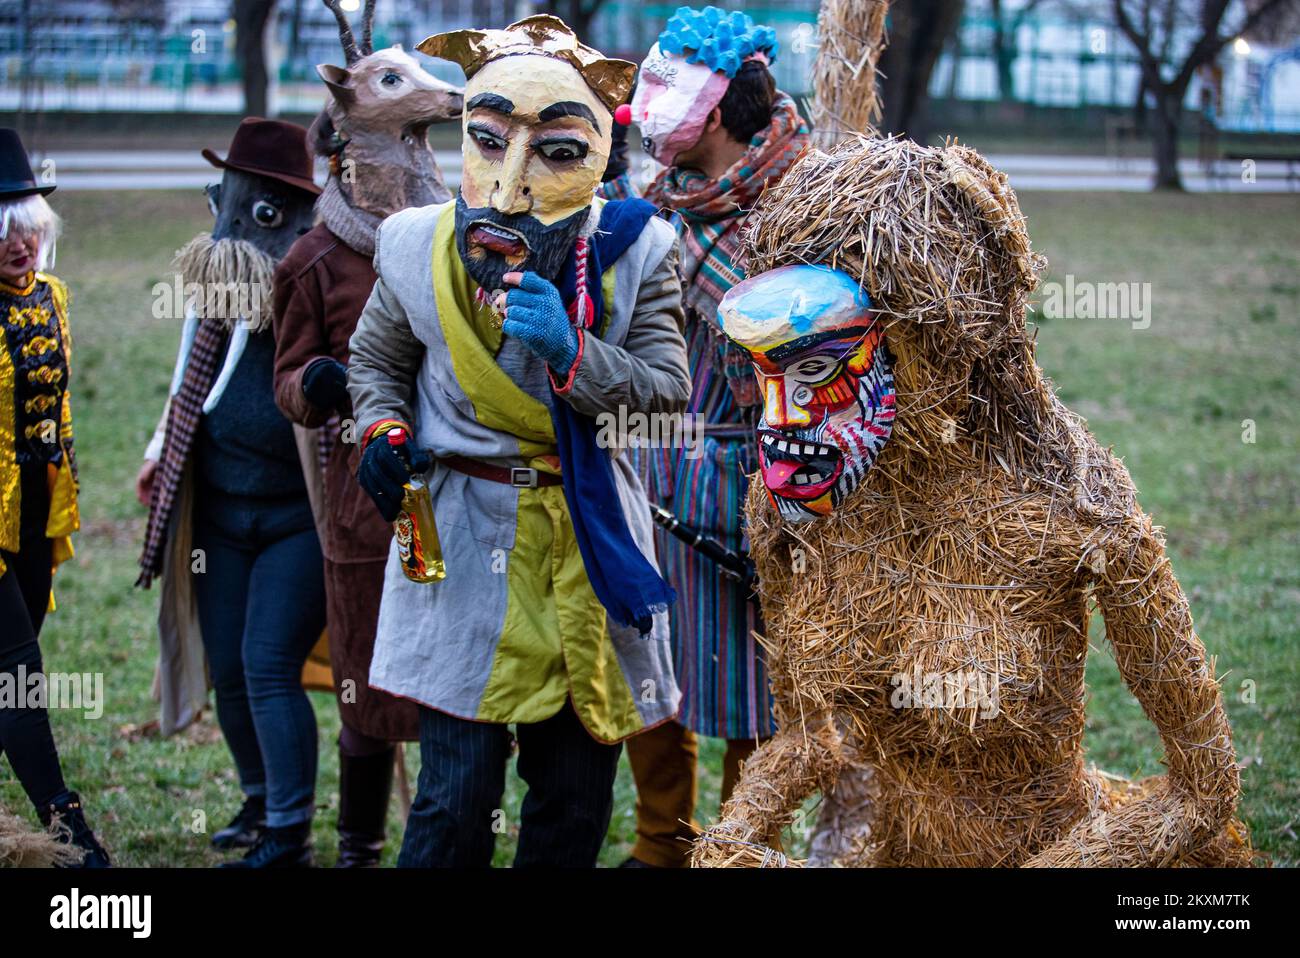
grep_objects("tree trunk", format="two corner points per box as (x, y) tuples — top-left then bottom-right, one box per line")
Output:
(1150, 92), (1183, 190)
(879, 0), (965, 142)
(1133, 73), (1148, 134)
(996, 43), (1016, 101)
(992, 20), (1015, 101)
(543, 2), (601, 42)
(234, 0), (276, 119)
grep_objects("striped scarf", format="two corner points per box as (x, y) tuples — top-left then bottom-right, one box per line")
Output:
(136, 318), (228, 587)
(642, 93), (809, 405)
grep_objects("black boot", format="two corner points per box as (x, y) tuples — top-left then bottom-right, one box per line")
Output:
(40, 792), (111, 868)
(336, 744), (394, 868)
(219, 820), (312, 868)
(211, 794), (266, 850)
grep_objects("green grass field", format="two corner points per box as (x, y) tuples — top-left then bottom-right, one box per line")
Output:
(1, 187), (1296, 868)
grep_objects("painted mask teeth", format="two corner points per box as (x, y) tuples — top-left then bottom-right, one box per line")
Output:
(477, 224), (524, 243)
(760, 434), (834, 458)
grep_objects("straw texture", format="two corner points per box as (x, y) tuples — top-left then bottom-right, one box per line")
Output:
(0, 805), (82, 868)
(690, 135), (1254, 868)
(810, 0), (889, 147)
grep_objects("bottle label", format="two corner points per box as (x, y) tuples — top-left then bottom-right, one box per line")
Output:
(395, 481), (445, 583)
(395, 513), (415, 564)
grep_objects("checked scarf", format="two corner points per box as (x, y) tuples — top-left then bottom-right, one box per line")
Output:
(136, 318), (228, 587)
(641, 93), (809, 405)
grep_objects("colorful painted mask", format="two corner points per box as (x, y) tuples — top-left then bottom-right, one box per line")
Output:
(719, 264), (895, 523)
(419, 16), (633, 293)
(630, 7), (778, 167)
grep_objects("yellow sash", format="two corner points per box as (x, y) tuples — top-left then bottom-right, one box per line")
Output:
(430, 206), (557, 461)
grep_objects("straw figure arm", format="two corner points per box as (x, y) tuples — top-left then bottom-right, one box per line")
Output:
(1025, 516), (1240, 867)
(690, 708), (843, 867)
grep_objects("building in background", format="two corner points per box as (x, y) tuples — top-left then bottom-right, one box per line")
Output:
(0, 0), (1296, 131)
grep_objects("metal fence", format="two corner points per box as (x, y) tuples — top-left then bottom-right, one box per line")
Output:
(1, 1), (1296, 131)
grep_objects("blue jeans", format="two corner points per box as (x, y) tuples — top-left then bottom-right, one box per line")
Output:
(398, 701), (621, 868)
(193, 489), (325, 828)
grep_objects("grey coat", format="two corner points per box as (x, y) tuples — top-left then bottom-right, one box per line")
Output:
(346, 199), (691, 741)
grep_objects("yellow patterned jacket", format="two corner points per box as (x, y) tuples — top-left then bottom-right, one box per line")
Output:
(0, 271), (79, 587)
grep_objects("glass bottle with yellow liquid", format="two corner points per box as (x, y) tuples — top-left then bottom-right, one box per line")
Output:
(386, 428), (445, 583)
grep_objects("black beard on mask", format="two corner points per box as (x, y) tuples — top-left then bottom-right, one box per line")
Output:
(454, 193), (589, 293)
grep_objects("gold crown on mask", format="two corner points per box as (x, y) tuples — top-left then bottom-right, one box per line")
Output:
(417, 14), (636, 114)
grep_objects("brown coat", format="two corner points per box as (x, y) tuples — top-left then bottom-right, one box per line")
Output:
(272, 222), (417, 741)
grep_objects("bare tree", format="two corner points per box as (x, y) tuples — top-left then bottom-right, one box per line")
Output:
(879, 0), (967, 141)
(1111, 0), (1297, 189)
(234, 0), (278, 118)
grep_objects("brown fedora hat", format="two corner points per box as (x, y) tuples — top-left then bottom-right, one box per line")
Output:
(201, 117), (321, 196)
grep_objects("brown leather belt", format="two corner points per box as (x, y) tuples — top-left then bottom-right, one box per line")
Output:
(440, 455), (562, 488)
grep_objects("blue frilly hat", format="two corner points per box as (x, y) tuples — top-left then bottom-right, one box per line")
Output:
(658, 6), (779, 79)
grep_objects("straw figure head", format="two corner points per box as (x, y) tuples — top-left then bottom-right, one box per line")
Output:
(719, 264), (896, 523)
(690, 136), (1254, 869)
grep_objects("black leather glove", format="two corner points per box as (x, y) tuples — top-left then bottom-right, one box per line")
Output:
(302, 357), (350, 412)
(357, 432), (432, 522)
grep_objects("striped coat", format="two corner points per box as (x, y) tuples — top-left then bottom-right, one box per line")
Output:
(635, 318), (772, 739)
(609, 94), (810, 739)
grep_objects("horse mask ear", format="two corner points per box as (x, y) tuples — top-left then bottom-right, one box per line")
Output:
(316, 63), (355, 106)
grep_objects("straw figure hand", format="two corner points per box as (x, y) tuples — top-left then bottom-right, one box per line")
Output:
(691, 712), (843, 869)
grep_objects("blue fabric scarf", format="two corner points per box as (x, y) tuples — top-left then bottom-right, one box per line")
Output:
(551, 198), (676, 635)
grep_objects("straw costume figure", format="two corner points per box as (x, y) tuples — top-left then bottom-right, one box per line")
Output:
(691, 134), (1253, 868)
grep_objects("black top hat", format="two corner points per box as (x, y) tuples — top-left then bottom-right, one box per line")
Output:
(0, 128), (56, 201)
(201, 117), (321, 196)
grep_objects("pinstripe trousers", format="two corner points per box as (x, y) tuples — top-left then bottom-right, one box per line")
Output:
(397, 700), (622, 868)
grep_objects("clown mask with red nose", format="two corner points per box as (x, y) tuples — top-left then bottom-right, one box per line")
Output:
(720, 264), (895, 523)
(629, 6), (778, 168)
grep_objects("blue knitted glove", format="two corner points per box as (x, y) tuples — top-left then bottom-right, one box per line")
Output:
(501, 271), (580, 373)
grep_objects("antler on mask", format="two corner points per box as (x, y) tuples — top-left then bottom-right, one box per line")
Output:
(360, 0), (377, 57)
(322, 0), (362, 65)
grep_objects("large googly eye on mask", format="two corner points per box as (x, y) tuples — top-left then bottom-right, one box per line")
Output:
(535, 139), (589, 163)
(252, 199), (284, 229)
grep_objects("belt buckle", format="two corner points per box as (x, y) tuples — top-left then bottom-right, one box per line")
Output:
(510, 467), (538, 488)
